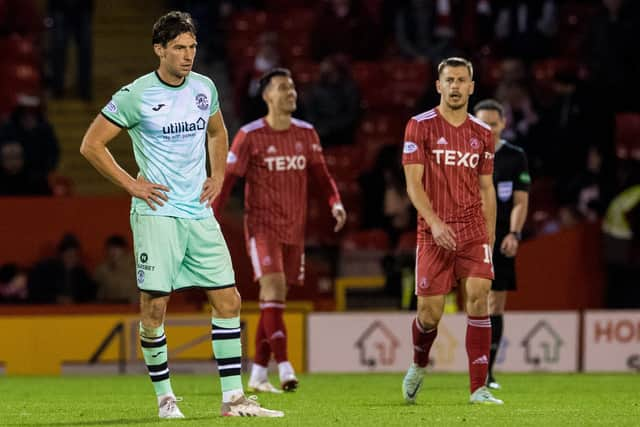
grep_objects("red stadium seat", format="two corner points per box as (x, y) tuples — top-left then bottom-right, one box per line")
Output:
(323, 145), (365, 182)
(615, 113), (640, 160)
(230, 11), (269, 35)
(280, 30), (312, 62)
(290, 61), (320, 86)
(396, 231), (417, 253)
(276, 8), (315, 32)
(0, 35), (39, 65)
(341, 229), (390, 251)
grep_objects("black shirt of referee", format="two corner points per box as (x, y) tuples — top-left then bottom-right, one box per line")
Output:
(492, 139), (530, 290)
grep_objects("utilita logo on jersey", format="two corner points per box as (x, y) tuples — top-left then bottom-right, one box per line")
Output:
(264, 155), (306, 171)
(162, 117), (206, 137)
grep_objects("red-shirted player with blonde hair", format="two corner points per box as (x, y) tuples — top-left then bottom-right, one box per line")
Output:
(214, 68), (346, 393)
(401, 57), (503, 405)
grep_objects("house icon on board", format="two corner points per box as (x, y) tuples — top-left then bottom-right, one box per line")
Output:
(355, 321), (400, 368)
(521, 320), (563, 366)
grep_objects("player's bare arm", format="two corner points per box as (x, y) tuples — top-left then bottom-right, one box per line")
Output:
(404, 163), (456, 251)
(501, 190), (528, 257)
(479, 173), (497, 248)
(201, 109), (229, 204)
(80, 114), (169, 210)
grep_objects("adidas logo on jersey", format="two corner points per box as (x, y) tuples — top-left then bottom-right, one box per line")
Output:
(267, 145), (277, 154)
(437, 137), (448, 145)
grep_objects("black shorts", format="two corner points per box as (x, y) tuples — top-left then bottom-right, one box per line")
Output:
(492, 250), (516, 291)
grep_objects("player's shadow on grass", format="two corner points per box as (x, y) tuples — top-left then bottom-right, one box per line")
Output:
(16, 416), (210, 426)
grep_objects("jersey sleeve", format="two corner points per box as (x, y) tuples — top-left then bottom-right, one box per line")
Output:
(514, 150), (531, 192)
(226, 130), (251, 177)
(401, 119), (425, 165)
(101, 85), (140, 129)
(308, 129), (325, 165)
(477, 128), (494, 175)
(206, 78), (220, 116)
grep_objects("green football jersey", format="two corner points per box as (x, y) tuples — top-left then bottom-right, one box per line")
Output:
(102, 71), (219, 219)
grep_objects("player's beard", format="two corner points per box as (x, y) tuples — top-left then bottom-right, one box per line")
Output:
(281, 100), (297, 114)
(446, 95), (467, 110)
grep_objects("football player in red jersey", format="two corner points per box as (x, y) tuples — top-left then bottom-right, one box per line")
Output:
(401, 57), (502, 405)
(214, 68), (346, 392)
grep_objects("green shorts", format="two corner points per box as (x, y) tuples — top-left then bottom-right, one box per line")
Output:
(130, 213), (235, 294)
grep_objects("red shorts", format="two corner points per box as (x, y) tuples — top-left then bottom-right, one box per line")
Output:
(415, 239), (494, 296)
(246, 235), (305, 286)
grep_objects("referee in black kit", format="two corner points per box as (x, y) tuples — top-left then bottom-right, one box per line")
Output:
(473, 99), (531, 390)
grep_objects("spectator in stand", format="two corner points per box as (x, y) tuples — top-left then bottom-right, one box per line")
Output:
(0, 0), (42, 36)
(311, 0), (381, 61)
(28, 233), (96, 304)
(303, 55), (360, 148)
(0, 263), (28, 303)
(562, 146), (603, 222)
(494, 59), (540, 167)
(494, 0), (557, 59)
(48, 0), (93, 100)
(0, 141), (51, 195)
(236, 31), (283, 122)
(585, 0), (640, 112)
(94, 235), (137, 304)
(602, 163), (640, 308)
(394, 0), (464, 64)
(0, 97), (59, 187)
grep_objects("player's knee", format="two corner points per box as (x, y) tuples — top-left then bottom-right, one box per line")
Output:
(140, 296), (168, 327)
(212, 289), (241, 317)
(416, 308), (442, 330)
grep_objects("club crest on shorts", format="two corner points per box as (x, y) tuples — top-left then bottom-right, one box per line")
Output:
(419, 277), (428, 289)
(262, 256), (272, 266)
(195, 93), (209, 111)
(137, 270), (145, 284)
(403, 141), (418, 154)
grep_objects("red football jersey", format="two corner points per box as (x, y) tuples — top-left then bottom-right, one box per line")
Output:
(226, 118), (339, 244)
(402, 108), (494, 244)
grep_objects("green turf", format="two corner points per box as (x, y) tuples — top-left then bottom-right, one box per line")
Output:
(0, 373), (638, 426)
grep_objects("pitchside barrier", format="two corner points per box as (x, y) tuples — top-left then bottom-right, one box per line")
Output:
(307, 310), (640, 373)
(0, 310), (306, 375)
(0, 310), (637, 374)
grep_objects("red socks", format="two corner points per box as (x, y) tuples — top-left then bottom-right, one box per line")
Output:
(466, 316), (491, 393)
(254, 308), (271, 366)
(260, 300), (288, 363)
(412, 317), (438, 368)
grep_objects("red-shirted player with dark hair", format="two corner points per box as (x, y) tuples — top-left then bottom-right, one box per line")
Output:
(401, 57), (502, 405)
(214, 68), (346, 393)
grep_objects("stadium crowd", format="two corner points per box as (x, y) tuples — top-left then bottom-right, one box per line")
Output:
(0, 0), (639, 307)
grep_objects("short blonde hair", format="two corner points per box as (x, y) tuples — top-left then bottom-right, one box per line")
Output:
(437, 57), (473, 80)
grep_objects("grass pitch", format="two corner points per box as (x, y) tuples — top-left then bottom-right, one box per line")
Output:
(0, 373), (637, 426)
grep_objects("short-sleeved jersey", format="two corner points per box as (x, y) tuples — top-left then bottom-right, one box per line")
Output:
(101, 71), (219, 219)
(402, 108), (494, 244)
(493, 140), (530, 236)
(226, 118), (327, 244)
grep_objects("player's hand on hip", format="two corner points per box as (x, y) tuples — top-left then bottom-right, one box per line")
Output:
(129, 175), (169, 211)
(200, 176), (223, 205)
(431, 219), (456, 251)
(500, 234), (518, 257)
(332, 202), (347, 232)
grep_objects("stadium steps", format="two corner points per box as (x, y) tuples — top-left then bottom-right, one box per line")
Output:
(49, 1), (165, 195)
